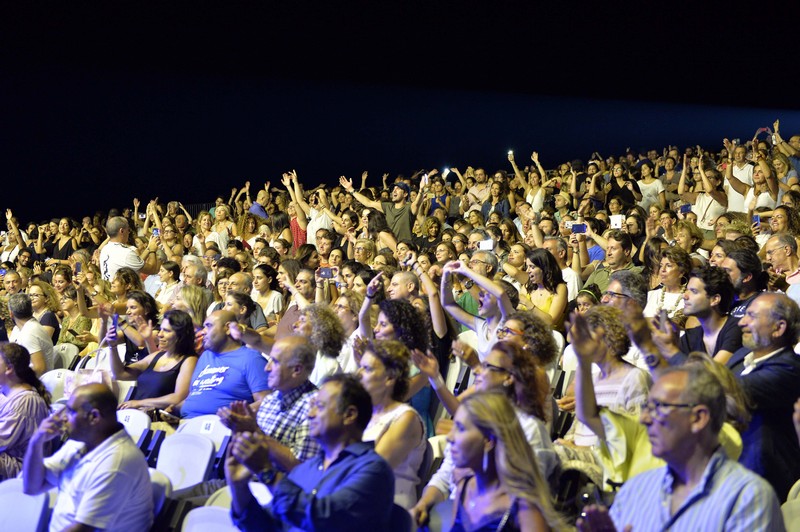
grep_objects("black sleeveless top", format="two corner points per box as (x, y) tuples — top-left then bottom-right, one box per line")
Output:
(450, 476), (519, 532)
(133, 352), (191, 400)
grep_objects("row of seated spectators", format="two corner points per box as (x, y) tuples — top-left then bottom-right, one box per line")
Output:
(2, 121), (800, 529)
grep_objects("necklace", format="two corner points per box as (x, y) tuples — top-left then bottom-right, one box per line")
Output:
(657, 286), (685, 315)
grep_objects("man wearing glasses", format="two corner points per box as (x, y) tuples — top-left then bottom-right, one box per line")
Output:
(578, 365), (783, 531)
(763, 232), (799, 293)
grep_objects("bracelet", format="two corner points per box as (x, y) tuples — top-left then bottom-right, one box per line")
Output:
(429, 374), (446, 390)
(366, 292), (377, 299)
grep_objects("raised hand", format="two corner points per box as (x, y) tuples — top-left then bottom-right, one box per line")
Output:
(365, 271), (385, 298)
(339, 175), (354, 192)
(723, 138), (733, 153)
(531, 151), (540, 163)
(451, 340), (479, 368)
(567, 311), (603, 361)
(410, 349), (439, 378)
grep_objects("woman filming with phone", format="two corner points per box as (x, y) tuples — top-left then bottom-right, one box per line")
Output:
(105, 309), (198, 411)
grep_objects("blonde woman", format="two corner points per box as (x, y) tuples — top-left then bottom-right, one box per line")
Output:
(447, 391), (564, 531)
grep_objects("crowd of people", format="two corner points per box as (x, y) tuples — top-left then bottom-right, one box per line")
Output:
(2, 119), (800, 530)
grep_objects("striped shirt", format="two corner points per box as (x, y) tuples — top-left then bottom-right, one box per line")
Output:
(610, 448), (783, 531)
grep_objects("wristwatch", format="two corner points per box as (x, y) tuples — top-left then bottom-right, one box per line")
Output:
(463, 280), (474, 290)
(257, 467), (277, 485)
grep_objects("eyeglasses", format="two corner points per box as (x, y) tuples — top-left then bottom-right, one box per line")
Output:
(496, 326), (524, 338)
(480, 362), (510, 374)
(468, 259), (489, 267)
(640, 398), (697, 419)
(601, 290), (630, 300)
(765, 247), (786, 257)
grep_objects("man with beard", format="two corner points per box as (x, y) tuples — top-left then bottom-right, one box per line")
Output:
(727, 292), (800, 500)
(650, 265), (742, 365)
(341, 176), (421, 242)
(720, 248), (766, 320)
(584, 230), (642, 292)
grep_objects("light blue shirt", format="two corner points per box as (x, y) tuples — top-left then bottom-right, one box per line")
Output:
(610, 448), (783, 531)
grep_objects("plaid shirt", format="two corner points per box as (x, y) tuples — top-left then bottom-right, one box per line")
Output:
(255, 380), (321, 468)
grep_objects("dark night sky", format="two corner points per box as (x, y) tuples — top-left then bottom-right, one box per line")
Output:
(3, 2), (800, 223)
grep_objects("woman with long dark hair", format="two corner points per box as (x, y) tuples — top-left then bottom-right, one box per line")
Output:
(522, 248), (567, 329)
(366, 210), (398, 253)
(251, 264), (283, 316)
(108, 309), (198, 411)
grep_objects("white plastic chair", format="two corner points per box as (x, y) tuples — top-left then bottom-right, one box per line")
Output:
(0, 478), (50, 532)
(52, 343), (80, 370)
(205, 482), (272, 509)
(117, 408), (151, 446)
(149, 468), (173, 515)
(156, 433), (215, 490)
(115, 379), (137, 403)
(40, 369), (74, 404)
(783, 499), (800, 532)
(181, 506), (239, 532)
(176, 415), (232, 453)
(788, 478), (800, 502)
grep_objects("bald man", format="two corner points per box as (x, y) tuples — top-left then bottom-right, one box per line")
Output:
(175, 311), (270, 419)
(24, 383), (153, 531)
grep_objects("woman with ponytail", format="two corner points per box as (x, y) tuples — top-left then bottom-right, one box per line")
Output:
(0, 342), (50, 479)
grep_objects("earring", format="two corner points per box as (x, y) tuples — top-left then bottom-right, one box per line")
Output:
(482, 448), (489, 472)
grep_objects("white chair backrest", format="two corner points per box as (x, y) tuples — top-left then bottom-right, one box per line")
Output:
(117, 409), (151, 442)
(40, 369), (74, 403)
(0, 478), (50, 532)
(53, 343), (80, 370)
(206, 483), (272, 509)
(782, 499), (800, 532)
(156, 433), (215, 490)
(181, 506), (239, 532)
(788, 478), (800, 502)
(149, 468), (173, 515)
(205, 486), (232, 508)
(115, 379), (137, 403)
(176, 415), (232, 452)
